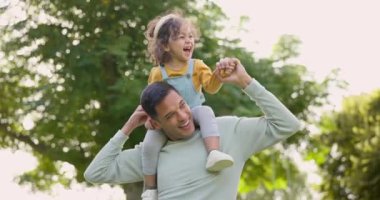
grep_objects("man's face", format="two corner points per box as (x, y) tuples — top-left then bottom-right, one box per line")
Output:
(152, 90), (195, 140)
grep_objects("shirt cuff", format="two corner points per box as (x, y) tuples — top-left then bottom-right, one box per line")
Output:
(242, 78), (266, 99)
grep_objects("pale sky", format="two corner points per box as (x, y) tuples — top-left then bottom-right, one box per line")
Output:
(1, 0), (380, 199)
(215, 0), (380, 103)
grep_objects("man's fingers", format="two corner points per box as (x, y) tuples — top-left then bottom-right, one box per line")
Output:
(216, 57), (242, 80)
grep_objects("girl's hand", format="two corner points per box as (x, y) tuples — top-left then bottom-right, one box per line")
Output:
(219, 61), (236, 78)
(216, 57), (252, 88)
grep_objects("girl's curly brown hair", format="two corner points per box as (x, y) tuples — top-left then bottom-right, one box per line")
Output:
(145, 10), (200, 66)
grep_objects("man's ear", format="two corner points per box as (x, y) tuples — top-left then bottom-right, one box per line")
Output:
(151, 119), (161, 130)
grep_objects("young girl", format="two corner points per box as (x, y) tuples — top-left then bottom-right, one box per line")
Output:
(141, 11), (235, 200)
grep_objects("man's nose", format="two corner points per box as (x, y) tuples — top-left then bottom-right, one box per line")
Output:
(177, 110), (187, 121)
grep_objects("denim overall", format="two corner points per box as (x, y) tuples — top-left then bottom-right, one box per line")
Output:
(160, 59), (205, 108)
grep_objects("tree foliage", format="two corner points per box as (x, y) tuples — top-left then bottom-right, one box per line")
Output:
(312, 90), (380, 200)
(0, 0), (335, 198)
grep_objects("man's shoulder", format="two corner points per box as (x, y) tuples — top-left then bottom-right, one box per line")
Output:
(216, 115), (239, 120)
(216, 116), (240, 126)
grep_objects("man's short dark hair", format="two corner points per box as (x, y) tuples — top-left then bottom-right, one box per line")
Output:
(140, 81), (179, 119)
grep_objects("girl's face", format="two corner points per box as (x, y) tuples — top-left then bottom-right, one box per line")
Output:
(164, 23), (195, 65)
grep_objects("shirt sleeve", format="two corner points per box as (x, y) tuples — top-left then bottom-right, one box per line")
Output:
(148, 67), (163, 84)
(229, 79), (301, 161)
(194, 59), (223, 94)
(83, 130), (143, 184)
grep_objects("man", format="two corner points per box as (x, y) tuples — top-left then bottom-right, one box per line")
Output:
(84, 58), (301, 200)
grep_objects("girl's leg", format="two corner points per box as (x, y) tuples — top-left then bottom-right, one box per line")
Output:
(192, 105), (221, 151)
(192, 106), (234, 171)
(142, 129), (167, 189)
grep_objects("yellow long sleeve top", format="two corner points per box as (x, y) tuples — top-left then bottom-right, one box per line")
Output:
(148, 59), (222, 94)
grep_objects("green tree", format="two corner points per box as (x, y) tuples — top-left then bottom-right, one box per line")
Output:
(0, 0), (336, 198)
(311, 90), (380, 199)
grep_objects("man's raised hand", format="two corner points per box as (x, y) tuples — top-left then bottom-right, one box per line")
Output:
(121, 105), (149, 136)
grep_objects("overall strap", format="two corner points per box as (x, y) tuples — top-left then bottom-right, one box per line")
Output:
(159, 65), (169, 80)
(187, 59), (195, 76)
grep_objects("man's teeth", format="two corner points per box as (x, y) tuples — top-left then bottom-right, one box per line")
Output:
(179, 120), (189, 128)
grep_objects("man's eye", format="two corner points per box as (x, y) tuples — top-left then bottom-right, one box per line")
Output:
(166, 115), (172, 120)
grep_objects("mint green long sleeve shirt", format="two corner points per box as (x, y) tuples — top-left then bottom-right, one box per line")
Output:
(84, 79), (301, 200)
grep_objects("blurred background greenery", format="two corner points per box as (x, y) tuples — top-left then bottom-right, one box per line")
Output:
(0, 0), (379, 199)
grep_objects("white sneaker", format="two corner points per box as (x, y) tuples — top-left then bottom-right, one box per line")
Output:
(141, 189), (158, 200)
(206, 150), (234, 172)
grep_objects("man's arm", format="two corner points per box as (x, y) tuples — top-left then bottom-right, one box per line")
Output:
(235, 79), (301, 159)
(84, 131), (143, 184)
(216, 58), (301, 159)
(84, 106), (147, 184)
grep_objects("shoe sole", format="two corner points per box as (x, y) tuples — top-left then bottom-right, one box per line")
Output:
(206, 159), (234, 172)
